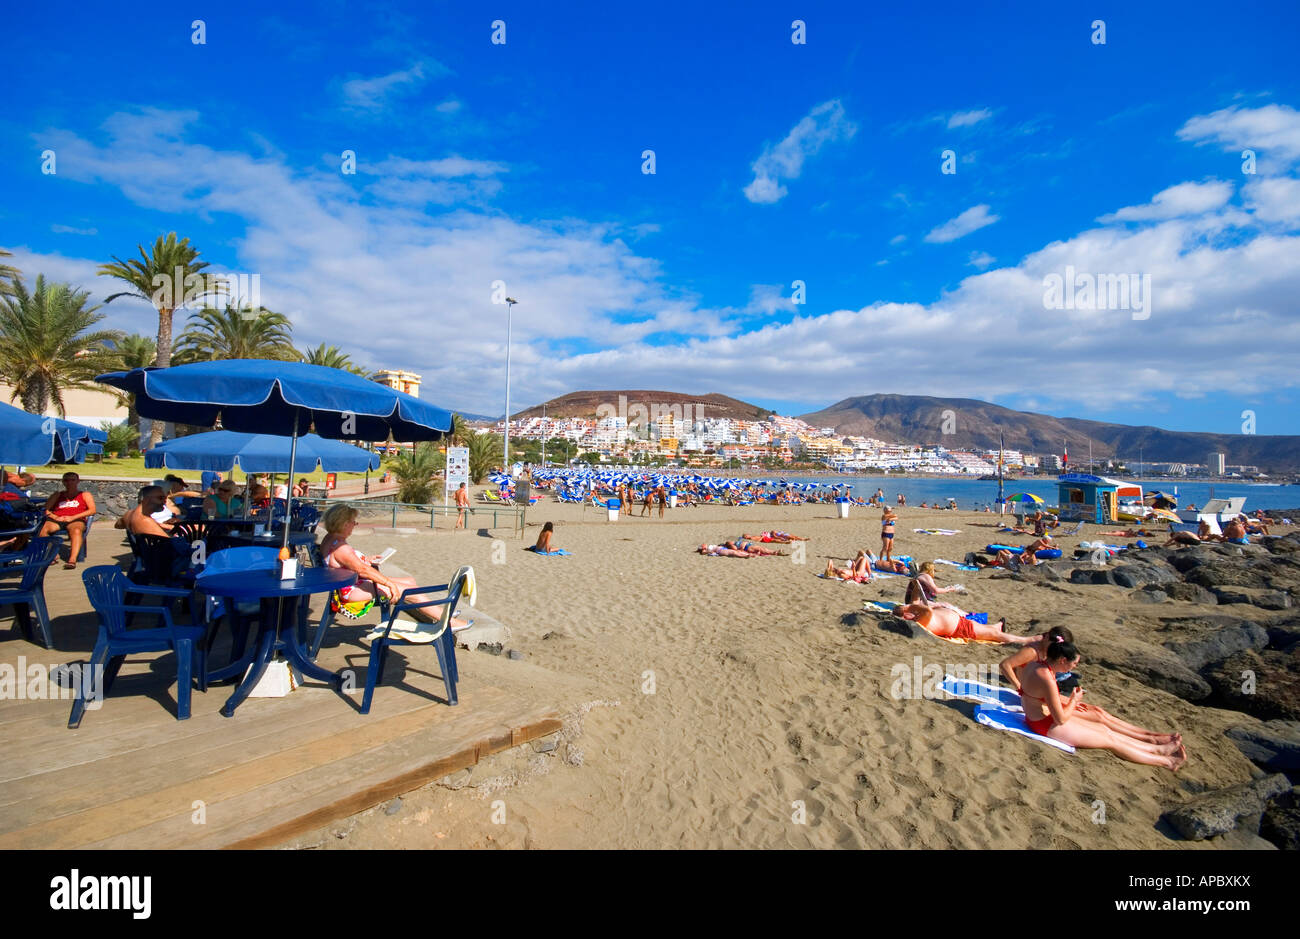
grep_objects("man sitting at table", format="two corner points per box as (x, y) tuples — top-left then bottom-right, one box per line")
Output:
(115, 485), (172, 537)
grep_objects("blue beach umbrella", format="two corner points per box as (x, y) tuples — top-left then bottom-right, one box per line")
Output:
(0, 400), (107, 466)
(97, 360), (451, 552)
(145, 431), (380, 474)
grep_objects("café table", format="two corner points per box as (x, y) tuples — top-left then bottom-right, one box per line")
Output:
(197, 565), (356, 717)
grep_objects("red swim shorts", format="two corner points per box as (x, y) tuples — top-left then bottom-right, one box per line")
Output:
(953, 617), (978, 640)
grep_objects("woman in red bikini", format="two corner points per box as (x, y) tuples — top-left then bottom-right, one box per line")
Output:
(1000, 628), (1182, 747)
(895, 603), (1030, 644)
(1017, 638), (1186, 770)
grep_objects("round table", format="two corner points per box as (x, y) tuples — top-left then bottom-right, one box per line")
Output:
(198, 566), (356, 717)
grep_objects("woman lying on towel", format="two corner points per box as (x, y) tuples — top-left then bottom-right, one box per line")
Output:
(825, 550), (872, 582)
(895, 603), (1029, 644)
(904, 561), (966, 613)
(741, 531), (809, 543)
(724, 539), (785, 556)
(699, 543), (759, 558)
(1015, 637), (1186, 770)
(1001, 628), (1182, 748)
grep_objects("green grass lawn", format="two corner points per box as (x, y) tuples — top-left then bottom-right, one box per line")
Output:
(38, 455), (384, 483)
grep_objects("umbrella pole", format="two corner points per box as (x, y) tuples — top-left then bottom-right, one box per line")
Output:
(284, 414), (300, 556)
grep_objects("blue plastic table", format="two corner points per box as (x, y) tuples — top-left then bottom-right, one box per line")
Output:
(197, 566), (356, 717)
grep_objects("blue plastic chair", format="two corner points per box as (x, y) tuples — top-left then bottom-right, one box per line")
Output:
(46, 512), (95, 563)
(360, 572), (468, 714)
(69, 566), (206, 728)
(195, 547), (280, 660)
(0, 537), (60, 647)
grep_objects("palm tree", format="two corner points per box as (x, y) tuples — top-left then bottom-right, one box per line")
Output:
(0, 276), (123, 415)
(390, 441), (445, 505)
(0, 248), (20, 297)
(449, 413), (470, 446)
(98, 233), (223, 445)
(299, 342), (369, 376)
(108, 333), (156, 441)
(466, 431), (503, 484)
(174, 303), (297, 362)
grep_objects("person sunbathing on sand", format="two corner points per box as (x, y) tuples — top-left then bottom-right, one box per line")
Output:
(1221, 517), (1251, 544)
(724, 539), (785, 556)
(825, 550), (872, 582)
(895, 603), (1030, 644)
(699, 543), (756, 558)
(1017, 638), (1186, 770)
(741, 531), (808, 543)
(1000, 627), (1182, 747)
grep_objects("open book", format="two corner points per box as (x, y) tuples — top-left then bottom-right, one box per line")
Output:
(376, 547), (397, 565)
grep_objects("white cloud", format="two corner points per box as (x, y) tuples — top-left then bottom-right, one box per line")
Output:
(924, 204), (1000, 243)
(743, 100), (857, 204)
(1245, 176), (1300, 226)
(340, 60), (448, 112)
(1178, 103), (1300, 165)
(51, 225), (98, 235)
(889, 234), (906, 246)
(948, 108), (993, 129)
(1098, 180), (1234, 223)
(435, 99), (463, 114)
(967, 251), (996, 269)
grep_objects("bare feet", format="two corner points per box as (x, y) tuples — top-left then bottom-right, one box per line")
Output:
(1170, 745), (1188, 772)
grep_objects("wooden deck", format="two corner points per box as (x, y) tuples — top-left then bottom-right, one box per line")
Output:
(0, 528), (565, 849)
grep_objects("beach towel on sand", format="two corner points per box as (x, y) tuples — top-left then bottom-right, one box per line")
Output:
(974, 704), (1076, 754)
(935, 558), (980, 571)
(939, 674), (1021, 709)
(913, 528), (960, 535)
(525, 547), (571, 556)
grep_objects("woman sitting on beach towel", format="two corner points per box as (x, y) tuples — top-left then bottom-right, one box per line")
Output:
(1016, 638), (1186, 770)
(904, 561), (966, 613)
(529, 521), (561, 553)
(895, 603), (1028, 644)
(825, 550), (872, 582)
(1001, 628), (1182, 748)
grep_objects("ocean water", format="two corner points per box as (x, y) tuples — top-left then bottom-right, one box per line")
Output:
(764, 477), (1299, 512)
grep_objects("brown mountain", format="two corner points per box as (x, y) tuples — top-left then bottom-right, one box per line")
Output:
(514, 390), (770, 422)
(798, 394), (1300, 473)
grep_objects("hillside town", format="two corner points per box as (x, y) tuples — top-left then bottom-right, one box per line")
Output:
(493, 408), (1260, 478)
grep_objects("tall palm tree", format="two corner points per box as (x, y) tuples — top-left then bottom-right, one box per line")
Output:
(0, 248), (20, 297)
(175, 303), (297, 362)
(98, 233), (223, 445)
(299, 342), (369, 376)
(449, 413), (470, 446)
(0, 276), (123, 415)
(466, 431), (503, 484)
(108, 333), (156, 440)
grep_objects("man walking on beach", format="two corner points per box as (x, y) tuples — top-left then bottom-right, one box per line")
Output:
(454, 482), (469, 530)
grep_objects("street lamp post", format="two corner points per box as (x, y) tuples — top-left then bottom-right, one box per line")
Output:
(503, 296), (517, 473)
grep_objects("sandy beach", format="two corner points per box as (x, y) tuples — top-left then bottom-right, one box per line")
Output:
(286, 495), (1277, 849)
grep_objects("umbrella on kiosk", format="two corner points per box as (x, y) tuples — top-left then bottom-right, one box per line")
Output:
(96, 360), (451, 562)
(145, 431), (380, 474)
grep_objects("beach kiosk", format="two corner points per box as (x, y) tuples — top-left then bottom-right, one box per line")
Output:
(1056, 473), (1123, 524)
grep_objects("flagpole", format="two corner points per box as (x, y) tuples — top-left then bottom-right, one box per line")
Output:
(997, 431), (1005, 514)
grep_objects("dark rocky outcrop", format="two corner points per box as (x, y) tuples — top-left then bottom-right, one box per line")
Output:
(1225, 721), (1300, 773)
(1161, 617), (1269, 671)
(1162, 773), (1291, 841)
(1260, 788), (1300, 850)
(1203, 648), (1300, 721)
(1091, 645), (1211, 701)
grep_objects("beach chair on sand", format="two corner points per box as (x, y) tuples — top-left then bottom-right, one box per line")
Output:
(359, 567), (471, 713)
(480, 490), (503, 504)
(1054, 520), (1083, 538)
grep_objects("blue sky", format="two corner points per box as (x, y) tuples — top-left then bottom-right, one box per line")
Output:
(4, 0), (1300, 438)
